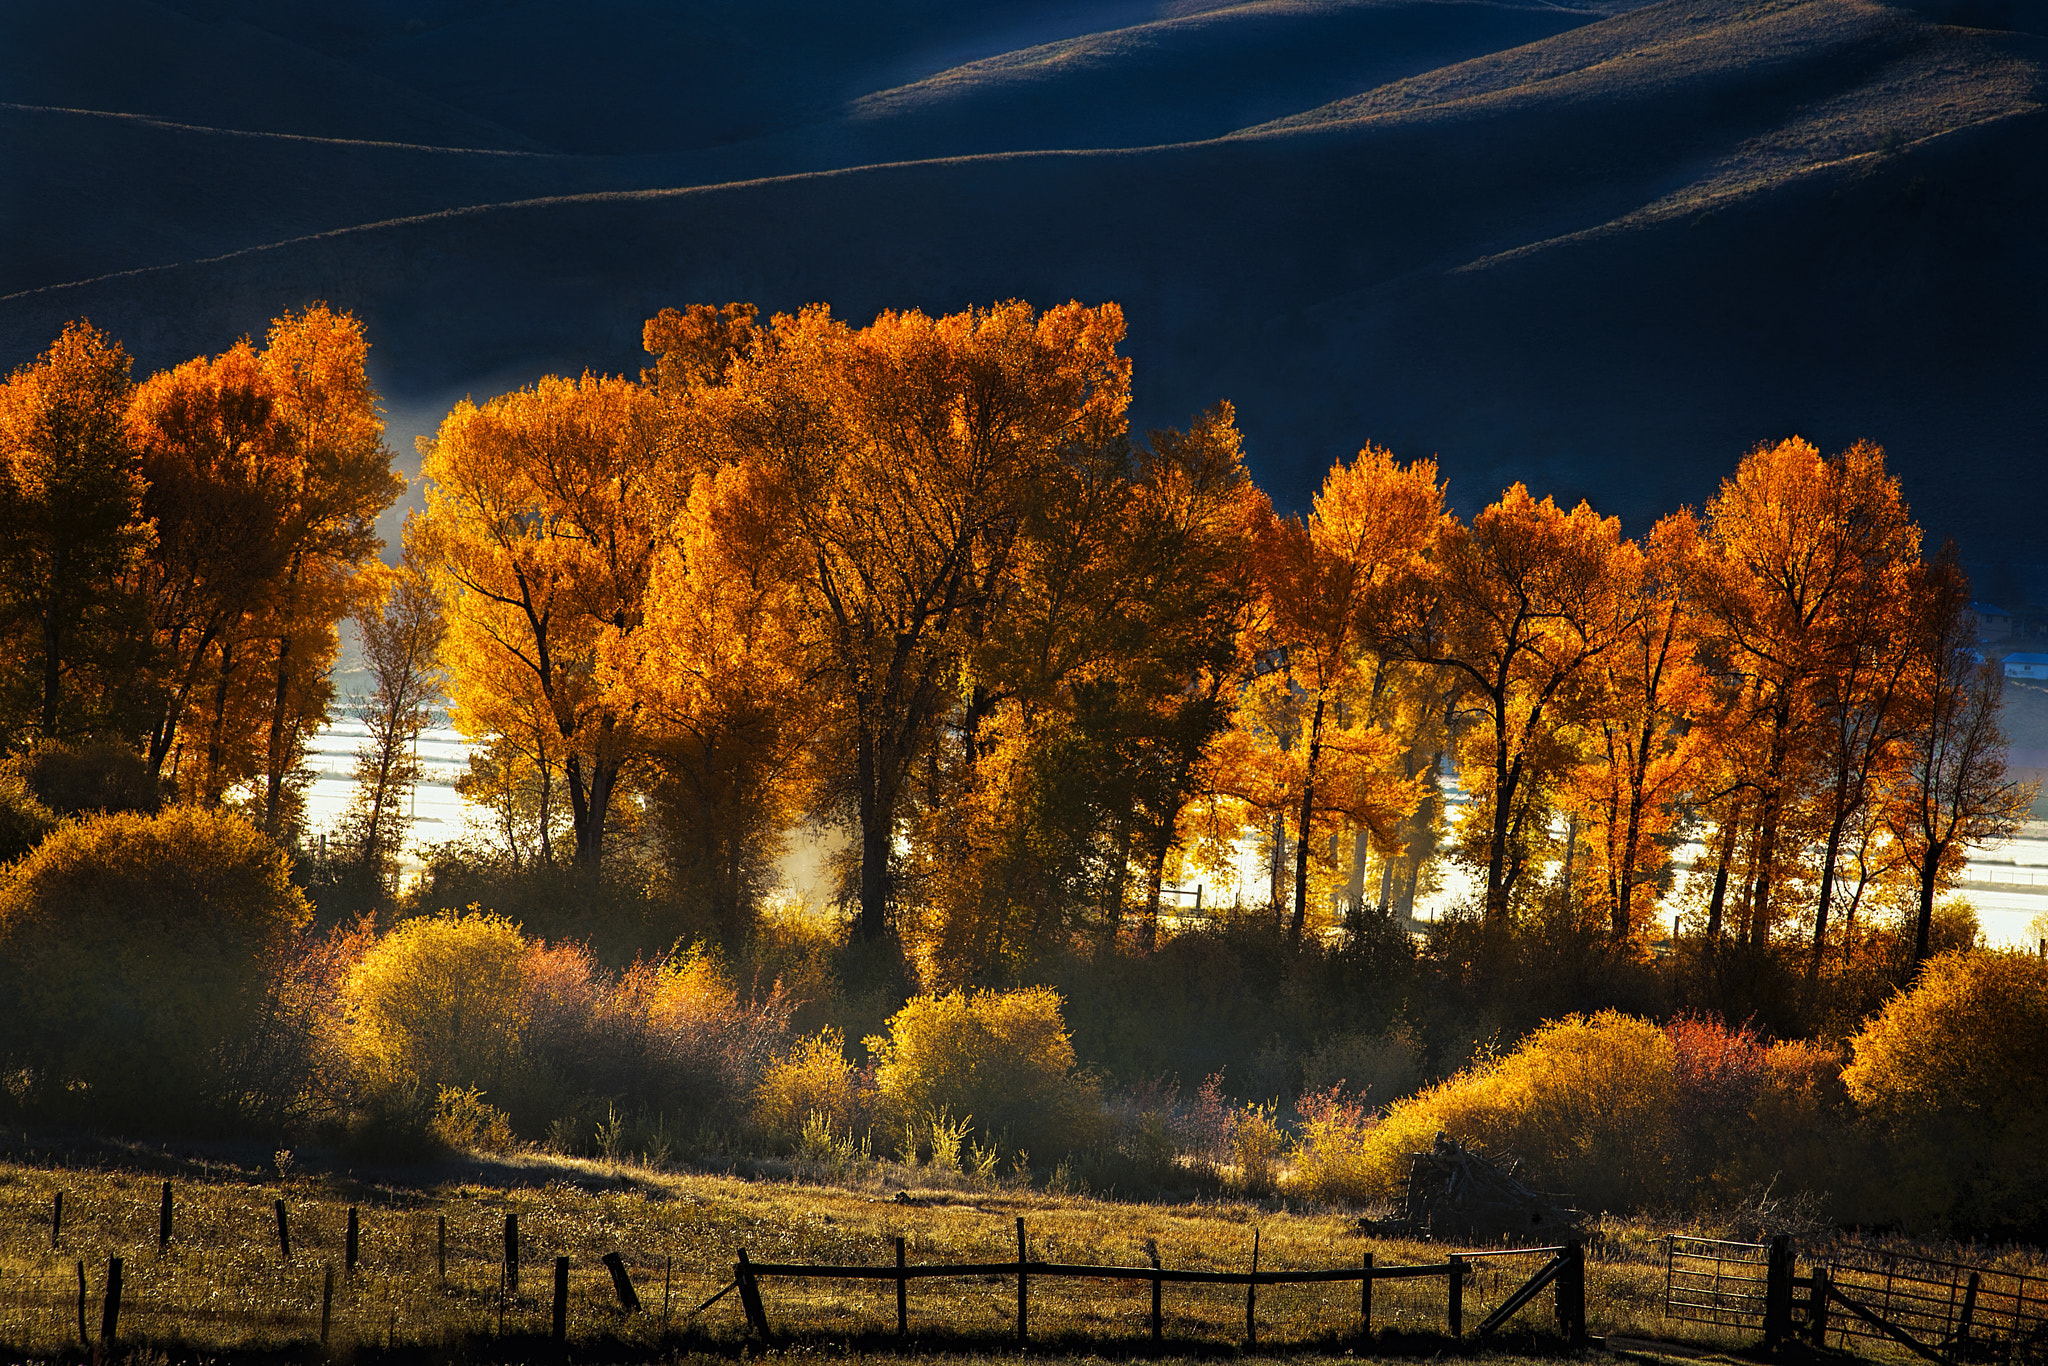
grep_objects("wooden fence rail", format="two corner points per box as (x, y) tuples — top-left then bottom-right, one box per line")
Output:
(732, 1222), (1586, 1348)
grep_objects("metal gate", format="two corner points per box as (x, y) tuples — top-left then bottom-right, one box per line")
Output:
(1665, 1236), (1773, 1330)
(1818, 1246), (2048, 1366)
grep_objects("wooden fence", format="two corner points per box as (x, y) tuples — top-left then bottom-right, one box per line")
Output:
(729, 1217), (1588, 1348)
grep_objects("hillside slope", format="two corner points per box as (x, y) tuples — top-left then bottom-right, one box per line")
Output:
(1, 0), (2041, 591)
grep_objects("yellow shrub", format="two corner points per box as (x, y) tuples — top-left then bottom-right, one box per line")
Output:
(341, 910), (529, 1096)
(0, 806), (310, 1128)
(430, 1085), (515, 1153)
(867, 986), (1100, 1157)
(1352, 1011), (1681, 1213)
(1288, 1088), (1383, 1206)
(756, 1027), (863, 1139)
(1843, 951), (2048, 1233)
(1231, 1100), (1285, 1195)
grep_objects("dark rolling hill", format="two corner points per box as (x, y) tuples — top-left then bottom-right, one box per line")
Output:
(2, 0), (2043, 593)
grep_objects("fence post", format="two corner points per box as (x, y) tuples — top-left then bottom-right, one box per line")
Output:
(1149, 1239), (1163, 1343)
(346, 1206), (360, 1277)
(1016, 1217), (1029, 1344)
(1361, 1251), (1374, 1338)
(74, 1260), (87, 1344)
(100, 1255), (122, 1344)
(735, 1248), (770, 1339)
(52, 1191), (63, 1249)
(1765, 1235), (1794, 1349)
(553, 1256), (570, 1341)
(1956, 1270), (1980, 1358)
(1558, 1240), (1586, 1347)
(1449, 1254), (1465, 1338)
(275, 1198), (291, 1259)
(1808, 1266), (1831, 1348)
(438, 1215), (447, 1287)
(895, 1236), (907, 1337)
(1246, 1227), (1260, 1349)
(505, 1212), (520, 1295)
(321, 1264), (335, 1345)
(159, 1181), (173, 1252)
(603, 1251), (641, 1312)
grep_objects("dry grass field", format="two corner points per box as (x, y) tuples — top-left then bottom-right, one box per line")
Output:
(0, 1138), (1821, 1363)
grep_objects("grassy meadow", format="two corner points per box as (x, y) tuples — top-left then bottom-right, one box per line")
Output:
(0, 1141), (1769, 1363)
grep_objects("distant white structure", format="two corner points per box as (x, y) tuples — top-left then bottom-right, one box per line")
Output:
(2004, 652), (2048, 681)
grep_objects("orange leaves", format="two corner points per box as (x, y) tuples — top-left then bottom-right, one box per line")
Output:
(412, 370), (664, 865)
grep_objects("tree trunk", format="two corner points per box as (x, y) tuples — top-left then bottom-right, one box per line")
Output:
(1808, 794), (1853, 984)
(854, 734), (890, 941)
(39, 540), (65, 737)
(1290, 695), (1327, 945)
(1704, 805), (1741, 943)
(261, 555), (304, 837)
(1911, 838), (1945, 970)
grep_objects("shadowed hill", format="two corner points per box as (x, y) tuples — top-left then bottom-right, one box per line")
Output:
(2, 0), (2043, 591)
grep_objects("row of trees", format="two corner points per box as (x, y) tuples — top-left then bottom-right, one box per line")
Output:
(1, 300), (2028, 995)
(406, 298), (2029, 987)
(0, 311), (400, 837)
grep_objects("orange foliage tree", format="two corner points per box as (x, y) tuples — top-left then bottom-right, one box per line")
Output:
(0, 321), (149, 749)
(1249, 445), (1442, 942)
(1391, 486), (1645, 927)
(1690, 439), (1919, 964)
(411, 372), (668, 867)
(699, 300), (1133, 944)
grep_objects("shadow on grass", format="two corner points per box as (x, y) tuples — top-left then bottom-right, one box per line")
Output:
(4, 1323), (1624, 1366)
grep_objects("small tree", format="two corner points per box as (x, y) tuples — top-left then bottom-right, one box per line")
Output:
(334, 556), (445, 897)
(1886, 549), (2033, 969)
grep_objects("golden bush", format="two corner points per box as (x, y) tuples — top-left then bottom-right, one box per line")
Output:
(1351, 1011), (1681, 1213)
(0, 806), (309, 1127)
(756, 1027), (863, 1141)
(1288, 1087), (1381, 1205)
(1843, 950), (2048, 1233)
(867, 986), (1100, 1158)
(340, 909), (530, 1097)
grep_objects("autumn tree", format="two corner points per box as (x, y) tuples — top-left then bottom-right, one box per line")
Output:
(126, 340), (298, 798)
(1560, 513), (1716, 945)
(705, 300), (1131, 942)
(1390, 486), (1644, 927)
(124, 308), (399, 830)
(412, 371), (668, 867)
(1252, 445), (1441, 943)
(1885, 547), (2033, 968)
(607, 461), (814, 943)
(247, 306), (402, 837)
(1691, 439), (1919, 957)
(901, 407), (1269, 979)
(0, 321), (149, 750)
(334, 551), (447, 894)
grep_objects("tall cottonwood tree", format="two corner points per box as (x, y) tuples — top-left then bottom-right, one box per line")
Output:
(122, 307), (398, 828)
(0, 321), (149, 749)
(249, 307), (403, 837)
(1887, 546), (2033, 968)
(412, 371), (666, 867)
(127, 341), (297, 796)
(708, 300), (1131, 942)
(1691, 438), (1919, 951)
(336, 554), (446, 892)
(608, 460), (815, 943)
(1390, 486), (1644, 927)
(1252, 445), (1442, 943)
(1560, 513), (1716, 946)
